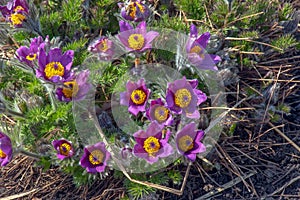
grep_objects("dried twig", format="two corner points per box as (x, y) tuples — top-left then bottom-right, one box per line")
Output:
(268, 122), (300, 153)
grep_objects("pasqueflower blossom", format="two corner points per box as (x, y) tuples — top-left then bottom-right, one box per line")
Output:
(175, 122), (206, 161)
(55, 70), (91, 102)
(120, 79), (150, 116)
(52, 139), (74, 160)
(0, 132), (13, 166)
(0, 0), (29, 27)
(118, 0), (150, 22)
(88, 36), (114, 60)
(36, 48), (74, 83)
(16, 36), (45, 67)
(118, 21), (159, 53)
(166, 77), (206, 119)
(80, 142), (111, 173)
(133, 121), (173, 164)
(186, 24), (221, 71)
(146, 98), (173, 126)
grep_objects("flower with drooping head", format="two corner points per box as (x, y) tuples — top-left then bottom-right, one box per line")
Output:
(118, 0), (150, 22)
(0, 132), (13, 167)
(120, 79), (150, 116)
(146, 98), (173, 126)
(36, 47), (74, 83)
(133, 121), (173, 164)
(16, 36), (46, 67)
(80, 142), (111, 173)
(176, 122), (205, 161)
(88, 36), (114, 60)
(56, 70), (92, 102)
(52, 139), (74, 160)
(0, 0), (29, 27)
(166, 77), (206, 119)
(118, 21), (159, 53)
(186, 24), (221, 71)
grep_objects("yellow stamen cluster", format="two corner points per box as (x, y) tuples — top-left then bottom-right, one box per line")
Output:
(178, 135), (194, 152)
(128, 34), (145, 50)
(9, 13), (26, 26)
(0, 149), (6, 159)
(174, 88), (192, 108)
(26, 54), (37, 61)
(14, 6), (25, 12)
(154, 106), (169, 122)
(190, 45), (205, 59)
(130, 89), (146, 105)
(97, 39), (109, 52)
(44, 62), (65, 79)
(143, 136), (160, 156)
(59, 143), (72, 156)
(89, 150), (104, 165)
(127, 2), (145, 18)
(62, 81), (79, 98)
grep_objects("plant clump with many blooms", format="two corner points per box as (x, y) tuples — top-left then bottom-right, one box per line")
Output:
(0, 0), (220, 185)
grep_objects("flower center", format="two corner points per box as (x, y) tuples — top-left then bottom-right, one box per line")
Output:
(178, 135), (194, 152)
(190, 45), (205, 59)
(143, 136), (160, 156)
(97, 39), (109, 52)
(59, 142), (71, 156)
(62, 81), (79, 99)
(44, 62), (65, 79)
(26, 53), (37, 61)
(127, 2), (145, 18)
(0, 149), (6, 159)
(174, 88), (192, 108)
(14, 6), (25, 12)
(89, 150), (104, 165)
(128, 34), (145, 50)
(154, 106), (169, 122)
(130, 89), (146, 105)
(9, 13), (26, 25)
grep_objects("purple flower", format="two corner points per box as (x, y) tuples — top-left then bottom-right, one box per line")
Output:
(88, 36), (114, 60)
(166, 77), (206, 119)
(120, 79), (150, 116)
(186, 24), (221, 71)
(175, 122), (205, 161)
(16, 36), (45, 67)
(118, 0), (150, 22)
(52, 139), (74, 160)
(80, 142), (111, 173)
(0, 132), (13, 167)
(146, 98), (173, 126)
(0, 0), (29, 27)
(36, 48), (74, 83)
(56, 70), (92, 102)
(133, 121), (173, 164)
(118, 21), (159, 53)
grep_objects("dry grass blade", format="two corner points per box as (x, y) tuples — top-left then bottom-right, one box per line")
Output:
(268, 122), (300, 153)
(225, 37), (283, 51)
(0, 189), (37, 200)
(195, 172), (256, 200)
(269, 176), (300, 196)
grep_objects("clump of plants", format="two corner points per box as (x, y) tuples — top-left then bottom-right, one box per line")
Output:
(1, 0), (297, 199)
